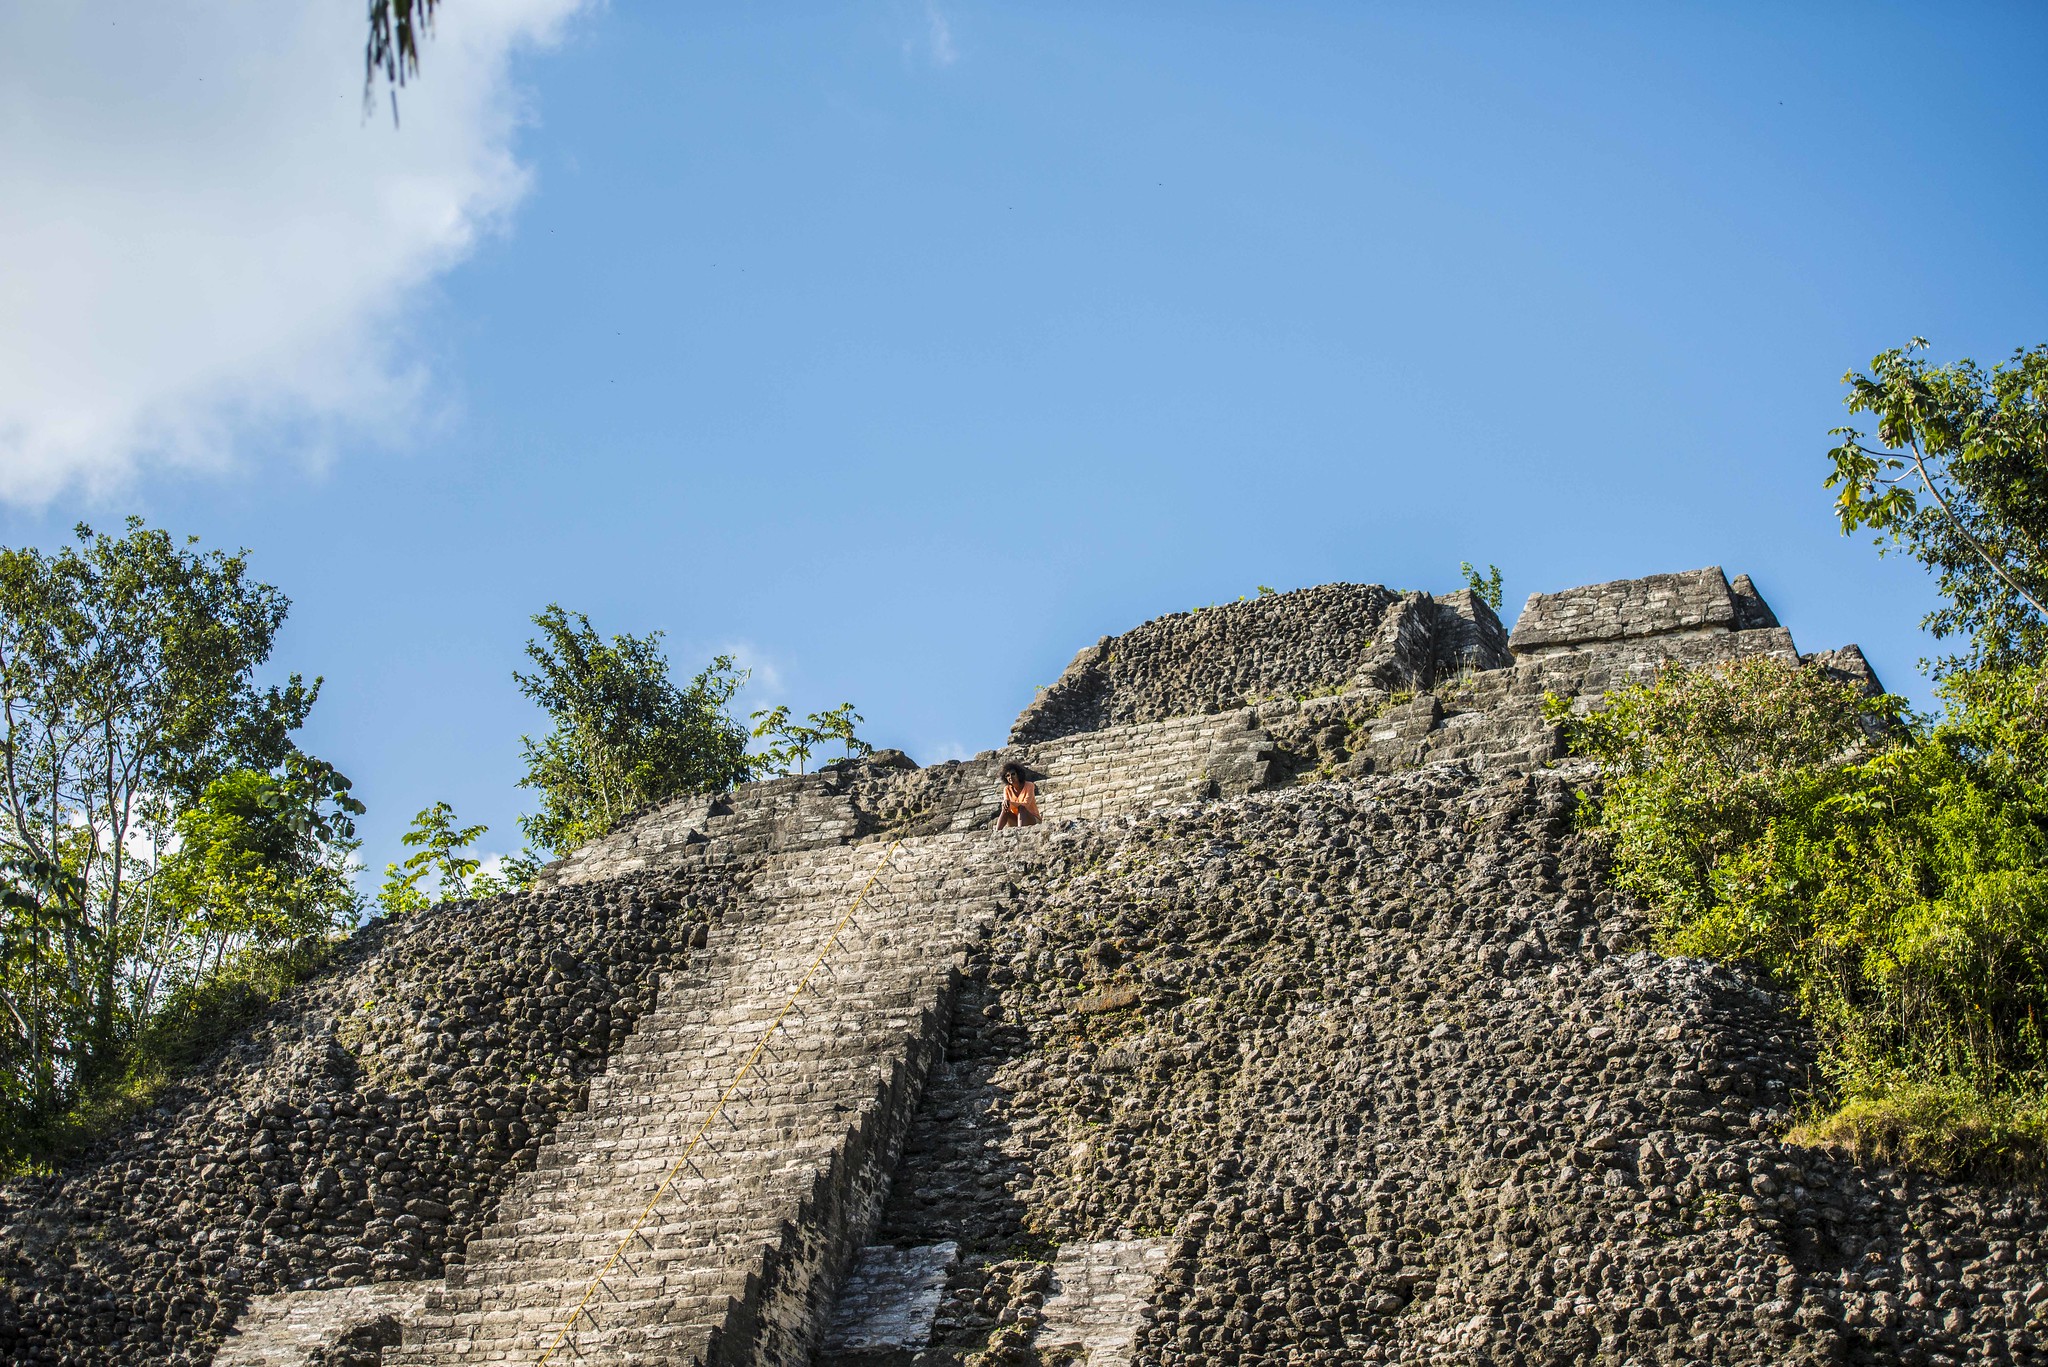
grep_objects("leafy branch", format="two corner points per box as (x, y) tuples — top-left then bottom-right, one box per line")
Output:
(750, 702), (872, 776)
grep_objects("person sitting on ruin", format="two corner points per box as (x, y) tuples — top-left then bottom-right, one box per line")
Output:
(995, 761), (1041, 830)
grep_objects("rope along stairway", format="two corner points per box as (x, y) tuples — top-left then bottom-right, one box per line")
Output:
(364, 831), (1034, 1367)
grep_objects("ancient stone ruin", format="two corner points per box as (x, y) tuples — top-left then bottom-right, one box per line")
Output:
(2, 568), (2041, 1367)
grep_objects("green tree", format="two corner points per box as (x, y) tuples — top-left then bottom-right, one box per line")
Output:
(1557, 660), (2048, 1172)
(378, 802), (487, 915)
(0, 853), (85, 1131)
(514, 606), (752, 856)
(810, 703), (872, 762)
(749, 703), (873, 774)
(1546, 657), (1901, 920)
(1828, 340), (2048, 675)
(1460, 562), (1504, 611)
(749, 704), (822, 775)
(155, 756), (363, 979)
(0, 520), (323, 1101)
(470, 849), (543, 900)
(1550, 342), (2048, 1173)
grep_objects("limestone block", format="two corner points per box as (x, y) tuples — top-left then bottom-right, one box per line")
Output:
(212, 1284), (424, 1367)
(1032, 1238), (1175, 1367)
(1803, 643), (1884, 697)
(1509, 567), (1740, 654)
(819, 1241), (959, 1356)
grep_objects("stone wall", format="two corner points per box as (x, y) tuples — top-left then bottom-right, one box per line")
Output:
(8, 564), (2018, 1367)
(536, 710), (1282, 890)
(1008, 584), (1510, 746)
(0, 863), (750, 1366)
(854, 768), (2048, 1367)
(1251, 619), (1810, 785)
(1508, 567), (1742, 655)
(387, 834), (1024, 1367)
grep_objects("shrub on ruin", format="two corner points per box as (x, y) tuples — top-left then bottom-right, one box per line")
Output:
(514, 605), (753, 854)
(750, 701), (872, 776)
(1557, 658), (2048, 1174)
(1460, 561), (1504, 610)
(377, 800), (486, 914)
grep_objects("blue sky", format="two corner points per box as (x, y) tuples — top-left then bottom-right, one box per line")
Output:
(2, 2), (2044, 877)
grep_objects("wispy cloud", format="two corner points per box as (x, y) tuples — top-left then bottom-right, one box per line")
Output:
(473, 850), (518, 882)
(928, 4), (959, 66)
(0, 0), (590, 505)
(713, 641), (786, 705)
(908, 1), (958, 68)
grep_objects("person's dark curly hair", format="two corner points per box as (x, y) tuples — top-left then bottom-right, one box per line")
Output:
(1000, 761), (1029, 784)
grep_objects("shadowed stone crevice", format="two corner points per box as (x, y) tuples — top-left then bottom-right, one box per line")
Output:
(6, 568), (2030, 1367)
(817, 1242), (959, 1363)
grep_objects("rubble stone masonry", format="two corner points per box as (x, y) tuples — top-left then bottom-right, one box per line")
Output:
(0, 569), (2035, 1367)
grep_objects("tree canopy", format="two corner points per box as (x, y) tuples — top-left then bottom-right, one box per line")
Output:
(0, 521), (355, 1158)
(1556, 340), (2048, 1175)
(378, 801), (487, 915)
(513, 606), (753, 856)
(1828, 340), (2048, 675)
(366, 1), (441, 107)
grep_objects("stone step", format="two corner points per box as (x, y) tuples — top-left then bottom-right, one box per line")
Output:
(390, 833), (1012, 1366)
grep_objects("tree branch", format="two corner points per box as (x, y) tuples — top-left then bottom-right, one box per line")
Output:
(1903, 435), (2048, 625)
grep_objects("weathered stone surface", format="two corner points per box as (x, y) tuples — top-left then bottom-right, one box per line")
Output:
(867, 769), (2048, 1367)
(1729, 573), (1780, 631)
(1033, 1239), (1173, 1366)
(1009, 583), (1509, 745)
(1509, 567), (1740, 654)
(538, 711), (1282, 888)
(387, 835), (1026, 1367)
(214, 1285), (423, 1367)
(1805, 643), (1886, 697)
(0, 863), (749, 1366)
(0, 565), (2020, 1367)
(819, 1242), (958, 1358)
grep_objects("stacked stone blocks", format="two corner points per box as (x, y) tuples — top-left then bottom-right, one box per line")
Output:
(45, 563), (1899, 1367)
(377, 835), (1027, 1366)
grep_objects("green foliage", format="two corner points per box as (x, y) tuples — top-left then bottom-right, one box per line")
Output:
(1460, 561), (1504, 611)
(378, 802), (486, 914)
(1560, 657), (2048, 1174)
(514, 606), (752, 856)
(157, 756), (363, 958)
(3, 939), (332, 1176)
(811, 703), (873, 762)
(0, 518), (335, 1129)
(1546, 658), (1903, 920)
(1827, 340), (2048, 675)
(748, 704), (817, 775)
(132, 939), (333, 1077)
(1256, 585), (1278, 597)
(751, 702), (872, 775)
(472, 849), (544, 900)
(1787, 1077), (2048, 1180)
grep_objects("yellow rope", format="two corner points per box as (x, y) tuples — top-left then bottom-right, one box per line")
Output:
(534, 838), (905, 1364)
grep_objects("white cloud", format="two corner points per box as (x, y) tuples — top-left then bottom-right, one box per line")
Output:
(927, 5), (959, 66)
(907, 2), (958, 68)
(0, 0), (589, 505)
(713, 641), (786, 709)
(472, 850), (516, 883)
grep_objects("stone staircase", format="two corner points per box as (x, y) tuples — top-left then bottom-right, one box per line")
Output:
(538, 708), (1276, 889)
(371, 830), (1030, 1367)
(212, 566), (1869, 1367)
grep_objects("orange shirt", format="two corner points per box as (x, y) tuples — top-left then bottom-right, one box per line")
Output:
(1003, 780), (1040, 822)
